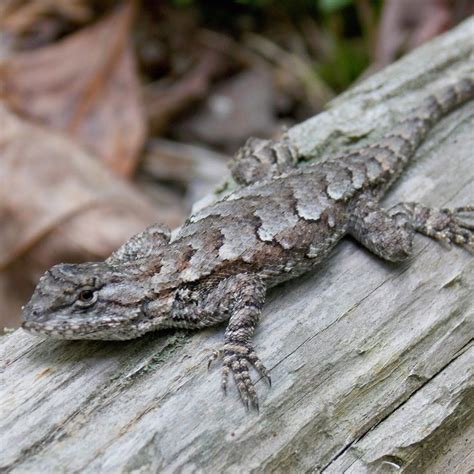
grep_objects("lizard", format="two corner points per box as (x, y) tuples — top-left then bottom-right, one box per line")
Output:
(21, 76), (474, 410)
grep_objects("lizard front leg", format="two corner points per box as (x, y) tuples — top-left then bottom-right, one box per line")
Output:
(348, 197), (473, 261)
(206, 273), (271, 410)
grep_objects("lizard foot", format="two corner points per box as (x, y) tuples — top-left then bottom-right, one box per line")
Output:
(416, 205), (474, 250)
(209, 343), (271, 410)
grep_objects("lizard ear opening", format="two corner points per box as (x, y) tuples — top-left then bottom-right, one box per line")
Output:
(106, 224), (171, 265)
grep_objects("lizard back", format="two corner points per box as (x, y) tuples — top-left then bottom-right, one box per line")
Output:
(153, 76), (474, 290)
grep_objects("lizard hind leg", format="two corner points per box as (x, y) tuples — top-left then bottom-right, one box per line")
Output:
(348, 197), (474, 262)
(348, 197), (416, 262)
(230, 135), (299, 186)
(206, 273), (271, 410)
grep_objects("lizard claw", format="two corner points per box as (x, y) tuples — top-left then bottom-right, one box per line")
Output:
(220, 342), (270, 411)
(207, 348), (221, 370)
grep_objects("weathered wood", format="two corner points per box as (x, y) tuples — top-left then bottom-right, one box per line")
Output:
(1, 18), (473, 473)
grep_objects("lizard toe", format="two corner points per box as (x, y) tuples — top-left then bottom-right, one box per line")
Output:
(415, 206), (474, 251)
(220, 343), (269, 410)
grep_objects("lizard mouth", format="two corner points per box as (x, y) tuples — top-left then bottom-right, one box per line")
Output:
(21, 319), (122, 340)
(22, 320), (100, 338)
(21, 313), (148, 341)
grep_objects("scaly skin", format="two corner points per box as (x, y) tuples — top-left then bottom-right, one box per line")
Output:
(22, 77), (474, 410)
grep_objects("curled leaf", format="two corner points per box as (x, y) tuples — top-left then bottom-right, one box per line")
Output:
(0, 2), (146, 176)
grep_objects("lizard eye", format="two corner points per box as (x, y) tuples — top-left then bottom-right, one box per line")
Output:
(76, 287), (98, 307)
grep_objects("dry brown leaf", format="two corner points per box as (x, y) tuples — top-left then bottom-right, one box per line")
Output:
(0, 0), (92, 36)
(0, 1), (146, 176)
(0, 105), (183, 328)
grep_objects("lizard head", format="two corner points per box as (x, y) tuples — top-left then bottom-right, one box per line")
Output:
(21, 260), (173, 340)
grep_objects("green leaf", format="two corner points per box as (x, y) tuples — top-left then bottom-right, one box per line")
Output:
(318, 0), (353, 13)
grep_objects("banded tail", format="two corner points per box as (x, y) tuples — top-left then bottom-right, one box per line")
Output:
(353, 75), (474, 192)
(390, 76), (474, 156)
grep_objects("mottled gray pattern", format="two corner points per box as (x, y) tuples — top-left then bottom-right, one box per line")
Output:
(22, 77), (474, 409)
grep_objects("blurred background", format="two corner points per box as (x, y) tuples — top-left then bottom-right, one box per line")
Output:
(1, 0), (473, 329)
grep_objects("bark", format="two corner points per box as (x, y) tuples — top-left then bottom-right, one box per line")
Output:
(1, 17), (473, 474)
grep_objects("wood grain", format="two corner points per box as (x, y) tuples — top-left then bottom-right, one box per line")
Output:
(1, 17), (473, 473)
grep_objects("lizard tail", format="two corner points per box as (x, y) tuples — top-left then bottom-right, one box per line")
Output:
(360, 75), (474, 192)
(419, 76), (474, 125)
(390, 76), (474, 153)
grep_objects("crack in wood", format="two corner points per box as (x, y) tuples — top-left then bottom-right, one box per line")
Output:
(321, 340), (473, 472)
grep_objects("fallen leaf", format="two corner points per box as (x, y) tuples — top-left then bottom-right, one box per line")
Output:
(0, 0), (92, 37)
(0, 1), (146, 176)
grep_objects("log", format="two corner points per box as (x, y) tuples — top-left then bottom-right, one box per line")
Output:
(1, 17), (473, 473)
